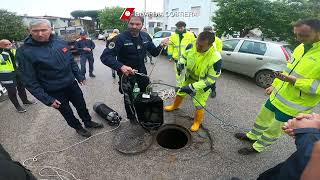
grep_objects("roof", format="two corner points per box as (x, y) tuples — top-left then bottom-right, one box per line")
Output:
(225, 38), (288, 46)
(20, 15), (92, 21)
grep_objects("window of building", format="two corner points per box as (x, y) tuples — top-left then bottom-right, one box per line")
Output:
(191, 6), (201, 16)
(172, 8), (179, 12)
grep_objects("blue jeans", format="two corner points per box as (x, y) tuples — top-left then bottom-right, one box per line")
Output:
(80, 53), (94, 75)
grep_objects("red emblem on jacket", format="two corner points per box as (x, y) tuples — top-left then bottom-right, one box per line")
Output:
(62, 47), (68, 53)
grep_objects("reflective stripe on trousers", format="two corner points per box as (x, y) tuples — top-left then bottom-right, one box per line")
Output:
(246, 105), (285, 152)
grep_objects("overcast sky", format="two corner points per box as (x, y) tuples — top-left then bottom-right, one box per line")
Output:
(2, 0), (163, 18)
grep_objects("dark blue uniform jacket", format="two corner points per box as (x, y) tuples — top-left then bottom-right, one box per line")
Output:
(100, 31), (162, 74)
(75, 38), (95, 55)
(258, 128), (320, 180)
(16, 35), (85, 106)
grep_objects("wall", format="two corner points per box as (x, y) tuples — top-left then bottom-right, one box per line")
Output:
(163, 0), (218, 35)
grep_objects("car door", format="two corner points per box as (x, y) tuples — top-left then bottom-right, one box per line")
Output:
(233, 40), (267, 77)
(221, 39), (241, 72)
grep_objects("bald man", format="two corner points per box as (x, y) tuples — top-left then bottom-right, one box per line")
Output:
(0, 39), (35, 113)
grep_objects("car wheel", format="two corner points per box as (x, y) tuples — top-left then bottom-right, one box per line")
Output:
(255, 70), (275, 88)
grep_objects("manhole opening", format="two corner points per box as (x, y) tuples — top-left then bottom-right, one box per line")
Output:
(156, 125), (191, 150)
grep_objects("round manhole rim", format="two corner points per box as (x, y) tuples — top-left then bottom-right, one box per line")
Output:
(155, 124), (192, 151)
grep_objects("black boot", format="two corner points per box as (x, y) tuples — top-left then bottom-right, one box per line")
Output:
(76, 127), (92, 137)
(210, 89), (216, 98)
(238, 147), (259, 155)
(89, 73), (96, 78)
(84, 121), (104, 128)
(234, 133), (255, 143)
(16, 106), (26, 113)
(23, 100), (36, 105)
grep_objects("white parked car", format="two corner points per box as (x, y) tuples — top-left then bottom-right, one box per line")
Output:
(152, 31), (173, 55)
(221, 38), (293, 88)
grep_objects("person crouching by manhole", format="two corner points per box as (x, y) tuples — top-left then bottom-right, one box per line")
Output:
(164, 31), (222, 132)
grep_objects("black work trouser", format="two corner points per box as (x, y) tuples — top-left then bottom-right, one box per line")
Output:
(3, 75), (29, 108)
(80, 53), (94, 76)
(118, 74), (150, 120)
(0, 144), (37, 180)
(47, 81), (91, 129)
(211, 82), (216, 92)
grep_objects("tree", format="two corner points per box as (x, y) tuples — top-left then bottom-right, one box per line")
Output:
(71, 10), (86, 19)
(212, 0), (311, 45)
(0, 9), (28, 41)
(99, 7), (128, 32)
(212, 0), (271, 37)
(71, 10), (101, 29)
(85, 10), (100, 29)
(260, 0), (309, 44)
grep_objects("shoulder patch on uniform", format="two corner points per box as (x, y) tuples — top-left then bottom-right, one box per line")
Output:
(108, 42), (115, 49)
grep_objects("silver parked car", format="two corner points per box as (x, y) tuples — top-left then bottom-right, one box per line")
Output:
(152, 30), (173, 55)
(221, 38), (292, 88)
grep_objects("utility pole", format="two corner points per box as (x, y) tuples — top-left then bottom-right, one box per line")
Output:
(144, 0), (147, 29)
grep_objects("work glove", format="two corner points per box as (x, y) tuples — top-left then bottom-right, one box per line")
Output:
(180, 84), (196, 96)
(177, 63), (185, 76)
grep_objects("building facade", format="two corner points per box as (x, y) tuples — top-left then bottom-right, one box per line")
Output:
(162, 0), (218, 35)
(21, 15), (93, 36)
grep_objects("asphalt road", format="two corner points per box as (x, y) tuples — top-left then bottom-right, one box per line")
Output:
(0, 40), (315, 180)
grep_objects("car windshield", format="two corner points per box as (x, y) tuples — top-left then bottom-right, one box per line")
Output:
(153, 32), (163, 38)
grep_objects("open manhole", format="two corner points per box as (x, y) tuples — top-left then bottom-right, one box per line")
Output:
(156, 124), (191, 150)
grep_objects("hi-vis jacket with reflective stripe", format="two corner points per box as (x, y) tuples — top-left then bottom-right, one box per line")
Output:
(179, 44), (222, 91)
(214, 36), (223, 52)
(271, 41), (320, 116)
(0, 50), (15, 73)
(168, 31), (196, 60)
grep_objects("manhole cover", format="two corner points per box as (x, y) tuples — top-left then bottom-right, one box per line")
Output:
(156, 124), (191, 150)
(113, 123), (153, 154)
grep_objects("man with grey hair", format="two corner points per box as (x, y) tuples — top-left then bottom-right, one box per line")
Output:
(16, 19), (103, 137)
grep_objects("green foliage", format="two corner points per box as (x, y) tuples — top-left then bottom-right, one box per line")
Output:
(71, 10), (100, 19)
(98, 7), (128, 32)
(213, 0), (271, 37)
(212, 0), (314, 44)
(71, 10), (86, 19)
(154, 27), (162, 34)
(0, 9), (28, 41)
(71, 10), (101, 29)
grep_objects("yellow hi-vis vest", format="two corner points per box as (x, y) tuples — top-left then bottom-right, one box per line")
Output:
(0, 50), (14, 73)
(270, 41), (320, 116)
(214, 36), (223, 52)
(179, 45), (221, 91)
(168, 31), (196, 60)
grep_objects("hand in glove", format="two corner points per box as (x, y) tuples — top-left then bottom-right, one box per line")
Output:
(177, 63), (185, 76)
(180, 84), (196, 96)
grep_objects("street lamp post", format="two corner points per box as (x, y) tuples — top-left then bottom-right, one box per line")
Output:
(144, 0), (147, 30)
